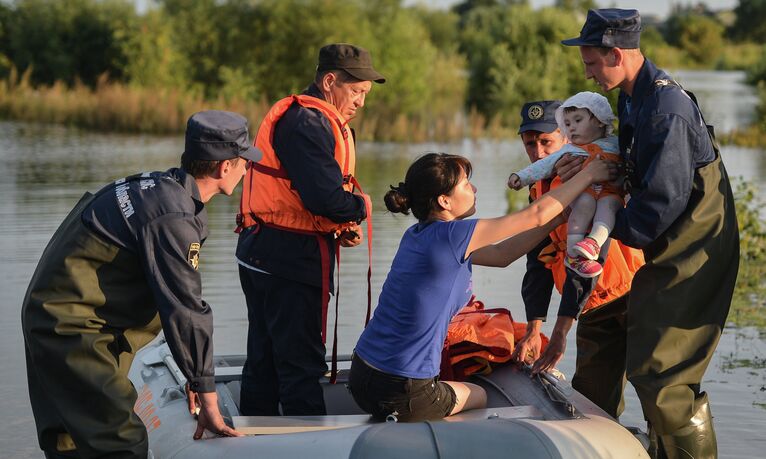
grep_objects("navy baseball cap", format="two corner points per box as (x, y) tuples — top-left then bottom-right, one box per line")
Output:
(183, 110), (261, 162)
(561, 8), (641, 49)
(518, 100), (562, 134)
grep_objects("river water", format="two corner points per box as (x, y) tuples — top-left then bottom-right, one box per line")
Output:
(1, 70), (764, 458)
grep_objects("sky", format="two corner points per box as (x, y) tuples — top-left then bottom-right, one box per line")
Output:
(134, 1), (741, 19)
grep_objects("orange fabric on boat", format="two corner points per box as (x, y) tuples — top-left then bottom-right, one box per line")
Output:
(440, 298), (549, 381)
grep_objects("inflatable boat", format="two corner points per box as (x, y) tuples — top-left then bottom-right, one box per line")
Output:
(129, 337), (650, 458)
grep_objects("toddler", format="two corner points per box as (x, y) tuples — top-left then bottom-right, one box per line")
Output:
(508, 92), (623, 278)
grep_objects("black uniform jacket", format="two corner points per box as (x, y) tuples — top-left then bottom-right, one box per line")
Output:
(236, 84), (367, 288)
(82, 168), (216, 392)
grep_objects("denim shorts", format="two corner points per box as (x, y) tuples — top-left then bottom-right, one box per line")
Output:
(348, 353), (457, 422)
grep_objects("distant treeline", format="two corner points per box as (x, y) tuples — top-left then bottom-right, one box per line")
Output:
(0, 0), (765, 141)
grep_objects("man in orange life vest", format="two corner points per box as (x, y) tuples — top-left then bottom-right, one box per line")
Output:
(236, 44), (385, 415)
(509, 100), (644, 419)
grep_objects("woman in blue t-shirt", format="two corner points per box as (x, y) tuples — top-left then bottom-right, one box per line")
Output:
(349, 152), (615, 422)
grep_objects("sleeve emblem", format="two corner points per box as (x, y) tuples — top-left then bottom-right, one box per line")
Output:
(187, 243), (201, 270)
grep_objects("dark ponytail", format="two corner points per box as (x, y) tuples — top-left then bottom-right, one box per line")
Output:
(384, 153), (472, 221)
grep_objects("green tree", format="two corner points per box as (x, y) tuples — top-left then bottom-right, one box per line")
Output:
(410, 6), (461, 53)
(0, 3), (11, 79)
(678, 15), (724, 65)
(159, 0), (241, 97)
(555, 0), (596, 12)
(665, 12), (724, 66)
(116, 9), (191, 90)
(730, 0), (766, 42)
(460, 4), (587, 120)
(4, 0), (134, 86)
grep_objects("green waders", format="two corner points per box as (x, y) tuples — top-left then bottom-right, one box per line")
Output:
(572, 294), (629, 419)
(21, 193), (161, 458)
(626, 153), (739, 459)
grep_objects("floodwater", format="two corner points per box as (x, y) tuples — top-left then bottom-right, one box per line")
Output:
(1, 70), (764, 458)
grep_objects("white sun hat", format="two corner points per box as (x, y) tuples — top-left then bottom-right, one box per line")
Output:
(555, 91), (616, 137)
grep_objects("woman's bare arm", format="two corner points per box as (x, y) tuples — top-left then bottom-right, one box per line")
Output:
(465, 158), (615, 258)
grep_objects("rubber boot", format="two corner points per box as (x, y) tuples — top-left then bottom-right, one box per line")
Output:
(658, 394), (717, 459)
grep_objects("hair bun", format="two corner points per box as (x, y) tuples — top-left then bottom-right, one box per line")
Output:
(384, 182), (411, 214)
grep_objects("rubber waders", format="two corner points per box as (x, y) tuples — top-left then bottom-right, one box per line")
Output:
(653, 393), (717, 459)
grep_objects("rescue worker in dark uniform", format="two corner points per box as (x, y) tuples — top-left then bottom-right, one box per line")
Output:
(236, 44), (385, 416)
(560, 9), (740, 458)
(510, 100), (644, 419)
(21, 110), (259, 458)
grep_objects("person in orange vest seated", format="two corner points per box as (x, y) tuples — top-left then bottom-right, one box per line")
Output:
(349, 152), (617, 422)
(235, 43), (384, 416)
(508, 100), (644, 419)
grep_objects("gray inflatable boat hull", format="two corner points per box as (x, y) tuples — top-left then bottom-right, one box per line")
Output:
(128, 337), (649, 458)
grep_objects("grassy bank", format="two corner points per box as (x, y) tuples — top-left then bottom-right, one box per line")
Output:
(0, 70), (507, 143)
(3, 70), (766, 146)
(730, 179), (766, 328)
(0, 70), (269, 135)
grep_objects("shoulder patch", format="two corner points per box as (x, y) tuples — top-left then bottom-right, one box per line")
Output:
(188, 243), (201, 270)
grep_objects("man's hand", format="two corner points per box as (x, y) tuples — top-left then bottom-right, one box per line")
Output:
(185, 383), (200, 416)
(193, 391), (243, 440)
(507, 173), (523, 190)
(529, 316), (574, 375)
(511, 320), (543, 364)
(530, 334), (566, 375)
(554, 154), (585, 182)
(339, 224), (363, 247)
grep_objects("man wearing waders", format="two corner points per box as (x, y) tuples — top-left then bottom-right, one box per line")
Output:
(21, 111), (259, 457)
(559, 9), (740, 458)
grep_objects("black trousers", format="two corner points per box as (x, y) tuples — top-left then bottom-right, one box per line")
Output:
(239, 267), (328, 415)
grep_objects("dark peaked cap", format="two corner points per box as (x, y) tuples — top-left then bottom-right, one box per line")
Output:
(183, 110), (262, 162)
(561, 8), (642, 49)
(317, 43), (386, 84)
(518, 100), (562, 134)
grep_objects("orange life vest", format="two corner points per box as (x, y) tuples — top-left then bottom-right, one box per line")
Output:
(238, 94), (363, 234)
(531, 177), (645, 315)
(440, 298), (549, 381)
(237, 94), (374, 384)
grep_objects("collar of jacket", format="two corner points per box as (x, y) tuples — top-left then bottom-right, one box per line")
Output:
(304, 83), (326, 100)
(169, 167), (205, 215)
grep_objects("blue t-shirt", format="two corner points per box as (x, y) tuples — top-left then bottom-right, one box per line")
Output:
(355, 219), (477, 379)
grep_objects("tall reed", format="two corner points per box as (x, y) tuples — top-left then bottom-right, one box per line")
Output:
(0, 71), (502, 142)
(0, 70), (269, 135)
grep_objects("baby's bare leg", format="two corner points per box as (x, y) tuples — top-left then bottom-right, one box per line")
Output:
(567, 193), (596, 257)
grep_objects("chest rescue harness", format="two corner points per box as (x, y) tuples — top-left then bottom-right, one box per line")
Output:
(530, 178), (644, 315)
(237, 95), (373, 383)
